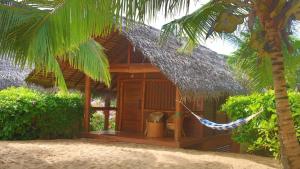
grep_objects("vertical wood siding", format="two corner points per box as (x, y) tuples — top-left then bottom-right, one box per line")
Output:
(144, 80), (176, 111)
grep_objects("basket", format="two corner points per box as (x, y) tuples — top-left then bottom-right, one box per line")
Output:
(145, 121), (164, 138)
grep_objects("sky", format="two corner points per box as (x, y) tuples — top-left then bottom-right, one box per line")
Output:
(145, 0), (237, 55)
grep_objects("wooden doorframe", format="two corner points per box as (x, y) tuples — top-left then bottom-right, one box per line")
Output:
(117, 79), (145, 133)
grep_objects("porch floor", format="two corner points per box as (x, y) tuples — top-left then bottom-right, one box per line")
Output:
(81, 130), (203, 148)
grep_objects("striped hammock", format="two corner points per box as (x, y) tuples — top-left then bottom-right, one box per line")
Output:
(179, 101), (263, 130)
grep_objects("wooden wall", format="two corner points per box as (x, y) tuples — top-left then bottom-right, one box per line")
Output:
(144, 80), (175, 111)
(115, 72), (228, 139)
(116, 73), (176, 133)
(203, 97), (229, 137)
(182, 98), (205, 138)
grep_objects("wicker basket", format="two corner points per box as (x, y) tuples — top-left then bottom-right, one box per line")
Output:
(145, 121), (164, 138)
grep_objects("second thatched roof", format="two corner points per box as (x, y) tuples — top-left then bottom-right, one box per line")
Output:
(0, 58), (31, 90)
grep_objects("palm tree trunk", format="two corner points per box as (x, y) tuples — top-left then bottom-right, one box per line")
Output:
(266, 29), (300, 169)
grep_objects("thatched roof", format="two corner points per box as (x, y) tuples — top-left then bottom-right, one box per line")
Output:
(0, 58), (31, 90)
(26, 21), (244, 97)
(120, 23), (244, 97)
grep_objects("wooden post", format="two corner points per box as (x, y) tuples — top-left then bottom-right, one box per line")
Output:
(115, 79), (120, 131)
(127, 44), (132, 64)
(104, 98), (111, 130)
(83, 75), (91, 133)
(117, 81), (124, 131)
(141, 74), (146, 132)
(175, 88), (183, 141)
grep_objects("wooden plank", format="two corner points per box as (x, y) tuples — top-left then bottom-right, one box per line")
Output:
(83, 75), (91, 132)
(91, 107), (117, 111)
(104, 99), (111, 130)
(199, 96), (204, 138)
(144, 109), (175, 113)
(75, 74), (86, 88)
(81, 132), (178, 148)
(120, 80), (143, 133)
(115, 78), (120, 131)
(141, 74), (146, 132)
(118, 81), (123, 131)
(198, 134), (236, 152)
(144, 80), (176, 111)
(110, 64), (160, 73)
(175, 88), (183, 141)
(128, 43), (132, 64)
(81, 132), (204, 148)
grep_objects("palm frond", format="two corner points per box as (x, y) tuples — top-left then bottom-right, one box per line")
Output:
(160, 0), (248, 44)
(0, 0), (114, 90)
(62, 39), (111, 87)
(228, 34), (300, 91)
(113, 0), (191, 23)
(22, 0), (63, 9)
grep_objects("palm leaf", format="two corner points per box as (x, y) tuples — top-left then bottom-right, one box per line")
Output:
(0, 0), (114, 90)
(62, 39), (111, 87)
(228, 34), (300, 91)
(160, 0), (248, 45)
(113, 0), (191, 22)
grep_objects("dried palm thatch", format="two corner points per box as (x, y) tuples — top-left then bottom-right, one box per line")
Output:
(0, 57), (31, 90)
(121, 23), (245, 97)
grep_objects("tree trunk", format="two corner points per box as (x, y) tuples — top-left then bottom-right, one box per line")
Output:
(266, 29), (300, 169)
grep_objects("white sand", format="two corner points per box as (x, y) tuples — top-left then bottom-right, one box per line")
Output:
(0, 139), (280, 169)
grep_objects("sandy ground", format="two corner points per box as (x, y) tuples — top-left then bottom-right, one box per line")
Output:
(0, 139), (280, 169)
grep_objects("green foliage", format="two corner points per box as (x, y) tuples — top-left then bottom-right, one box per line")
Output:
(90, 112), (116, 131)
(227, 33), (300, 92)
(0, 0), (112, 90)
(90, 112), (104, 131)
(160, 0), (247, 49)
(221, 91), (300, 158)
(0, 87), (83, 140)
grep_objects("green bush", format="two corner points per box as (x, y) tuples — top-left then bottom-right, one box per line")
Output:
(90, 112), (104, 131)
(221, 90), (300, 158)
(0, 87), (83, 140)
(90, 112), (116, 131)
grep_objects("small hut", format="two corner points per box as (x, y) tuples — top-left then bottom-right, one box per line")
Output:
(0, 58), (31, 90)
(26, 22), (244, 151)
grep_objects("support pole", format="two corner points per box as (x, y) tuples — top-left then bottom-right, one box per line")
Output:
(175, 88), (183, 141)
(104, 98), (111, 130)
(127, 43), (132, 64)
(83, 75), (91, 133)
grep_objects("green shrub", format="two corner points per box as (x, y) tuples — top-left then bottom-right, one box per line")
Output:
(0, 87), (83, 140)
(221, 90), (300, 158)
(90, 112), (116, 131)
(90, 112), (105, 131)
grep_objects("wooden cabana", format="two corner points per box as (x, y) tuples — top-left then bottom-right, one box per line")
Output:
(26, 22), (244, 150)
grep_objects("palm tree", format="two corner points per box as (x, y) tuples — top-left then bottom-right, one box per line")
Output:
(114, 0), (300, 168)
(0, 0), (116, 90)
(228, 34), (300, 92)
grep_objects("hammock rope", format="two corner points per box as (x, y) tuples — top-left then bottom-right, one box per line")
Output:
(177, 100), (263, 130)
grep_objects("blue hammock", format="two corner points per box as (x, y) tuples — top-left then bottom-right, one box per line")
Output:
(179, 101), (263, 131)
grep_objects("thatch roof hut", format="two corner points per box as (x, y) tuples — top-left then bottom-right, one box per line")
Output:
(0, 58), (31, 90)
(26, 22), (244, 97)
(25, 21), (245, 148)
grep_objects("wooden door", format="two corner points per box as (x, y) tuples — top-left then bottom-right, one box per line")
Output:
(121, 80), (143, 133)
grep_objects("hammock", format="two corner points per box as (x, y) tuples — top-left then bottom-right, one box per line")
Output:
(178, 100), (263, 130)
